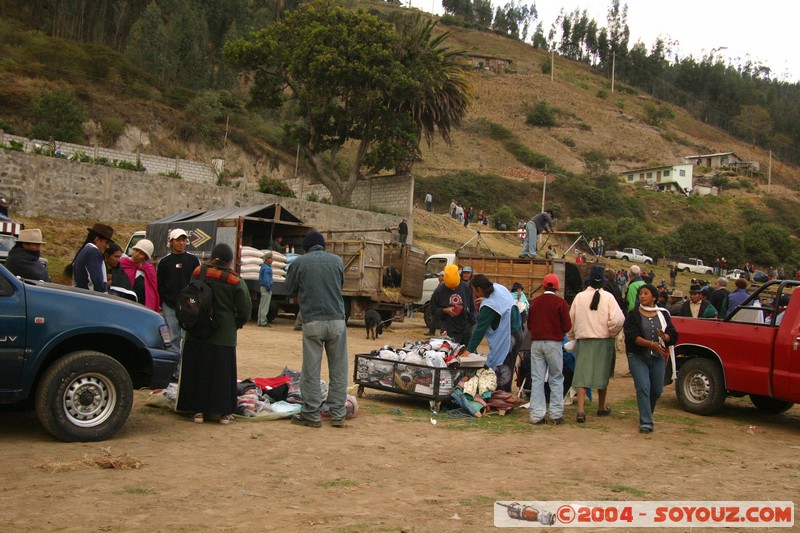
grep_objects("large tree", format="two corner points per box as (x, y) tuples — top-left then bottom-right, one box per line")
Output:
(225, 1), (471, 205)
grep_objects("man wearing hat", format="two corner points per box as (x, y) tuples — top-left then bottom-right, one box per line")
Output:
(677, 284), (718, 318)
(527, 273), (572, 425)
(667, 290), (685, 315)
(257, 251), (274, 327)
(70, 223), (115, 292)
(286, 230), (349, 428)
(158, 229), (201, 355)
(5, 228), (50, 281)
(429, 263), (476, 345)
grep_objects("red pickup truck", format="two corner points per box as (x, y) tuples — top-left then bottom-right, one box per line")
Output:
(670, 280), (799, 415)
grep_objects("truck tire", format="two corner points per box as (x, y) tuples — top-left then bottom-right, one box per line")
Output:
(644, 259), (652, 265)
(706, 270), (713, 275)
(379, 310), (393, 329)
(675, 358), (726, 416)
(621, 256), (629, 262)
(423, 303), (433, 330)
(749, 395), (794, 414)
(683, 267), (690, 273)
(35, 351), (133, 442)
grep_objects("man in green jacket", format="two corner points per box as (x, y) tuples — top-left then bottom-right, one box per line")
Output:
(625, 265), (645, 312)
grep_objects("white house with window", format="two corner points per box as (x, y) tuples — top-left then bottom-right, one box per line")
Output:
(620, 163), (693, 194)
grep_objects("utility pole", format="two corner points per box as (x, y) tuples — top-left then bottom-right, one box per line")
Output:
(768, 150), (772, 193)
(541, 167), (547, 212)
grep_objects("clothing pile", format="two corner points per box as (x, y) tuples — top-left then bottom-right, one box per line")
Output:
(146, 367), (358, 421)
(451, 373), (524, 417)
(356, 337), (486, 399)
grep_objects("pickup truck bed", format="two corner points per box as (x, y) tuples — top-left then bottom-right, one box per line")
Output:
(670, 280), (800, 416)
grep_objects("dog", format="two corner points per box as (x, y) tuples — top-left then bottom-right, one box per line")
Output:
(364, 309), (384, 340)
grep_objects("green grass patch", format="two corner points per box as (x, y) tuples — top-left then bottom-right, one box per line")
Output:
(124, 486), (157, 495)
(606, 484), (647, 497)
(321, 477), (359, 488)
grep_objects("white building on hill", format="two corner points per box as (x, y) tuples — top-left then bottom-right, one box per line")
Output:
(619, 163), (694, 195)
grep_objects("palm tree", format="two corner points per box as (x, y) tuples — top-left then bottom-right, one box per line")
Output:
(394, 14), (473, 147)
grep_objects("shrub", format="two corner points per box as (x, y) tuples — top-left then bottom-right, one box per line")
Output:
(561, 137), (576, 147)
(28, 88), (86, 143)
(113, 158), (145, 172)
(525, 100), (557, 127)
(4, 139), (24, 151)
(578, 123), (592, 131)
(100, 116), (125, 144)
(540, 59), (552, 75)
(596, 89), (608, 99)
(259, 176), (296, 197)
(615, 99), (625, 109)
(159, 171), (182, 179)
(305, 192), (330, 204)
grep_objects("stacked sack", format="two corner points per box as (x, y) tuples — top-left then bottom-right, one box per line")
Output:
(261, 249), (289, 282)
(239, 246), (264, 281)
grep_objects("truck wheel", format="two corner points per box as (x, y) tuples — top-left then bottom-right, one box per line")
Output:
(35, 351), (133, 442)
(706, 270), (713, 275)
(683, 267), (690, 273)
(621, 256), (629, 262)
(423, 303), (433, 329)
(644, 260), (652, 265)
(749, 395), (794, 414)
(675, 358), (726, 416)
(379, 310), (393, 329)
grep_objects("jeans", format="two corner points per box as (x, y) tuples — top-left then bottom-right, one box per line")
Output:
(521, 221), (538, 257)
(162, 303), (182, 355)
(300, 320), (348, 421)
(530, 340), (564, 421)
(257, 287), (272, 325)
(627, 352), (666, 430)
(425, 201), (432, 212)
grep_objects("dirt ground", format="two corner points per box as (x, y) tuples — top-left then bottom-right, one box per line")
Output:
(2, 315), (799, 533)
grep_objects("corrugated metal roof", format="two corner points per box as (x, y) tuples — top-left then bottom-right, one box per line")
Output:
(151, 204), (304, 224)
(685, 151), (737, 159)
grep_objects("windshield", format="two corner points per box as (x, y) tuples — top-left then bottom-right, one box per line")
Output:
(0, 235), (15, 252)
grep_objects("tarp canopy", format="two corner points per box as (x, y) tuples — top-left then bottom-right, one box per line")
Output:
(151, 204), (304, 224)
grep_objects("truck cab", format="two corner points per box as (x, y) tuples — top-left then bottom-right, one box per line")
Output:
(671, 280), (800, 416)
(0, 264), (177, 441)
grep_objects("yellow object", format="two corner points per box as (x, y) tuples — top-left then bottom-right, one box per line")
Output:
(444, 264), (460, 289)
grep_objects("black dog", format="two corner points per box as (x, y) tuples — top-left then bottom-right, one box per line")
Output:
(365, 309), (384, 340)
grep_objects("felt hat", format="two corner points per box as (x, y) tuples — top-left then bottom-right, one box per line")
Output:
(88, 223), (115, 241)
(17, 228), (44, 244)
(670, 290), (684, 299)
(263, 250), (273, 259)
(689, 284), (702, 294)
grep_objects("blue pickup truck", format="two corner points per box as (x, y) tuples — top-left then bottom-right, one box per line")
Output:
(0, 264), (177, 441)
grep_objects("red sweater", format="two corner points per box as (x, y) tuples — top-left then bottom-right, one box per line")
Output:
(528, 292), (572, 341)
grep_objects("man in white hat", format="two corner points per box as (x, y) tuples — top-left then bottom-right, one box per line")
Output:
(157, 228), (200, 357)
(5, 228), (50, 281)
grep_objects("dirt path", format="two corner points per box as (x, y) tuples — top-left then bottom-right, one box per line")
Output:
(2, 316), (799, 532)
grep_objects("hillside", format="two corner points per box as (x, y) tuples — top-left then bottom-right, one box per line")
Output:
(1, 6), (799, 269)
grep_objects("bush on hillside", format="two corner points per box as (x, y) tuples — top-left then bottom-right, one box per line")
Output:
(28, 88), (86, 143)
(525, 100), (557, 127)
(259, 176), (296, 198)
(415, 171), (536, 217)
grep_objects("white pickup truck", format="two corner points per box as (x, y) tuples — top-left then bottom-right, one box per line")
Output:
(604, 247), (653, 264)
(674, 257), (714, 275)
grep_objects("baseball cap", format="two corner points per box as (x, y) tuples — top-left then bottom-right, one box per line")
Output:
(462, 266), (473, 273)
(169, 228), (188, 241)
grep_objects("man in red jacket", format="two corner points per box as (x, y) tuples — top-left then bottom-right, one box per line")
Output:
(527, 273), (572, 425)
